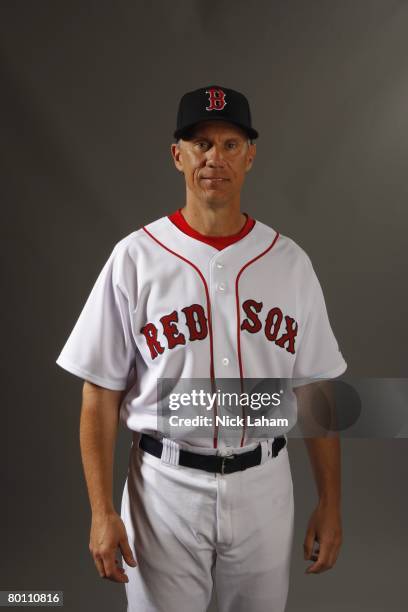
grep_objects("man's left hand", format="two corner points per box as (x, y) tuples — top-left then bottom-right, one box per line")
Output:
(303, 500), (342, 574)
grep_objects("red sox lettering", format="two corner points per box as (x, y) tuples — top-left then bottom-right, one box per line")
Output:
(140, 304), (208, 359)
(240, 299), (298, 354)
(140, 299), (298, 359)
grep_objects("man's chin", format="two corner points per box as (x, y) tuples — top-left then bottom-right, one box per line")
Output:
(200, 191), (230, 205)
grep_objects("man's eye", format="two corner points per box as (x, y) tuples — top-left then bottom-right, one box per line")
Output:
(227, 142), (238, 149)
(195, 142), (208, 149)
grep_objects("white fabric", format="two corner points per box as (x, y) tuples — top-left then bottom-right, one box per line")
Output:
(121, 436), (294, 612)
(56, 214), (347, 449)
(160, 437), (180, 466)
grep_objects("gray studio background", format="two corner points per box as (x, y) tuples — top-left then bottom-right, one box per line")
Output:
(1, 1), (407, 611)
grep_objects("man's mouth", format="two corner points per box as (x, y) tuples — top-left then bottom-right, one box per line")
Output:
(200, 177), (229, 181)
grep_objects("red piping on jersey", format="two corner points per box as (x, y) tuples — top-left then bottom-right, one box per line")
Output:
(235, 231), (280, 447)
(142, 226), (219, 448)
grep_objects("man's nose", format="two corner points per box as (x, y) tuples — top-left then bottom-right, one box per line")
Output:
(206, 145), (226, 166)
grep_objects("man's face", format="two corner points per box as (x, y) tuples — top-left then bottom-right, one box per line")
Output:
(171, 121), (256, 206)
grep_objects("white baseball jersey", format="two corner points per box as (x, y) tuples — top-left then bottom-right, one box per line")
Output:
(56, 212), (347, 450)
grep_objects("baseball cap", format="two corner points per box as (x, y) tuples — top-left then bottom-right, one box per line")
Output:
(174, 85), (259, 141)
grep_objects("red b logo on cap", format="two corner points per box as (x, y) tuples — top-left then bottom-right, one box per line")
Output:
(205, 88), (227, 111)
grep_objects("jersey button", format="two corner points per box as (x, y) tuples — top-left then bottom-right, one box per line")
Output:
(222, 357), (229, 366)
(217, 282), (226, 292)
(216, 262), (224, 269)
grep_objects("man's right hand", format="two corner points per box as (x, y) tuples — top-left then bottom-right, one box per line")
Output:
(89, 511), (138, 583)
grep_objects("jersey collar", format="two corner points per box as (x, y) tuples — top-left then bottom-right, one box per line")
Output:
(168, 208), (256, 251)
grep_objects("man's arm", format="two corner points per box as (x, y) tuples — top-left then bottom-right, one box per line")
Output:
(80, 381), (137, 583)
(303, 436), (341, 506)
(294, 382), (343, 574)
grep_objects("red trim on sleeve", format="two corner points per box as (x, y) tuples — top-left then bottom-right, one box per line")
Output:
(168, 208), (256, 250)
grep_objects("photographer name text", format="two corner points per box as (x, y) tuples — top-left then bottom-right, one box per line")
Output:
(168, 415), (289, 427)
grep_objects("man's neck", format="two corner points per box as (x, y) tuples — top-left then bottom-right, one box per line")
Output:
(180, 203), (246, 237)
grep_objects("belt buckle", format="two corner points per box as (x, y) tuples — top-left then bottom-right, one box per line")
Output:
(221, 454), (235, 475)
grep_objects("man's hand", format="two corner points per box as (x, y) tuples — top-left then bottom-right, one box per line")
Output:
(89, 511), (137, 583)
(303, 500), (342, 574)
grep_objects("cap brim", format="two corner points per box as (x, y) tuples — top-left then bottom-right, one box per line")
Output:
(174, 118), (259, 141)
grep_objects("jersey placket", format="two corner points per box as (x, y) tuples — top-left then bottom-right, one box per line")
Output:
(208, 251), (243, 450)
(209, 253), (241, 380)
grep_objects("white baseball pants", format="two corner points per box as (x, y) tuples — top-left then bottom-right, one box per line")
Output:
(120, 436), (294, 612)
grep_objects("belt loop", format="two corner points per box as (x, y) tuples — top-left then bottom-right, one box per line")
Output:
(161, 437), (180, 467)
(260, 440), (270, 465)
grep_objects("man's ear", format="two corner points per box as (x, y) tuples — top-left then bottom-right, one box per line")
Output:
(171, 142), (184, 172)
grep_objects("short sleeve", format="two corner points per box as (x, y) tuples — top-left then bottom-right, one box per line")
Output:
(56, 243), (136, 390)
(292, 255), (347, 384)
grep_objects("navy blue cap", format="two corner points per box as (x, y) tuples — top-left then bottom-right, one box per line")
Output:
(174, 85), (259, 141)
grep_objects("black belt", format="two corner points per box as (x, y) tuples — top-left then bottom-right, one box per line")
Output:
(139, 434), (287, 475)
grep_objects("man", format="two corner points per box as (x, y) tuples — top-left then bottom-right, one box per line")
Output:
(56, 85), (346, 612)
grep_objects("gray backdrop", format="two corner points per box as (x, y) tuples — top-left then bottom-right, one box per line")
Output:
(1, 1), (407, 611)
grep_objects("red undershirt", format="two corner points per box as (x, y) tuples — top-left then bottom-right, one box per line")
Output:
(168, 208), (256, 250)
